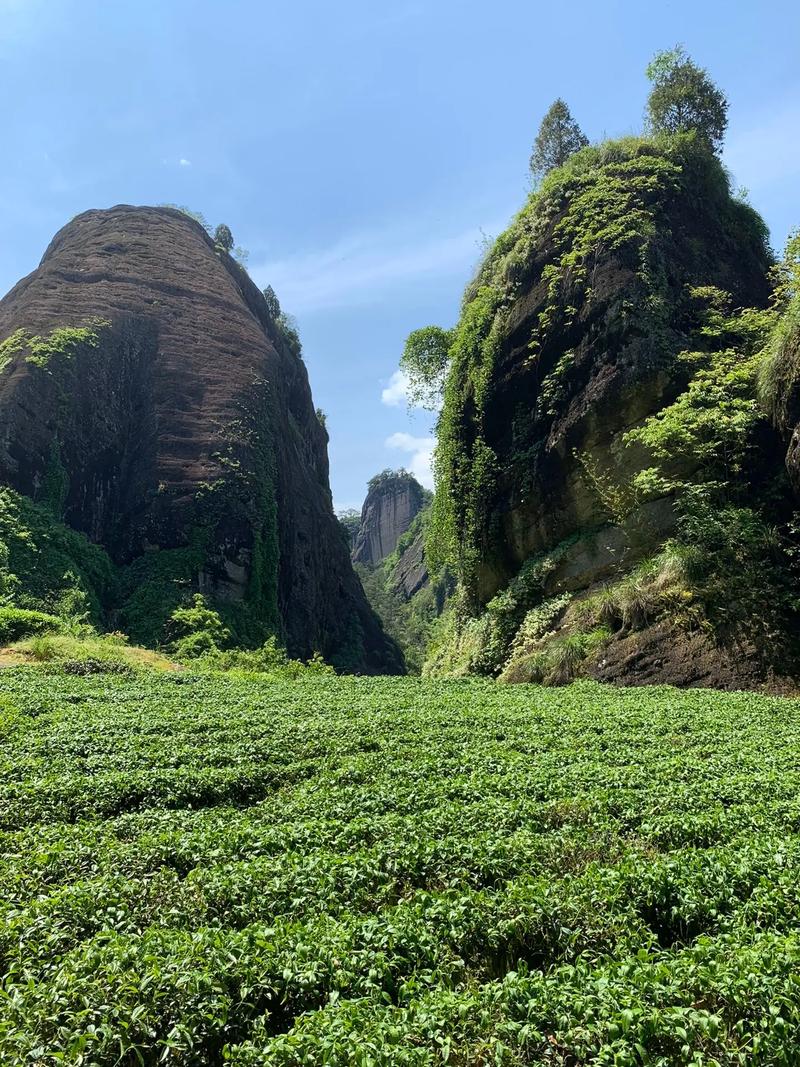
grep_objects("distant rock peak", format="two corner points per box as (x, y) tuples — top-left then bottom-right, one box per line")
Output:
(352, 470), (426, 566)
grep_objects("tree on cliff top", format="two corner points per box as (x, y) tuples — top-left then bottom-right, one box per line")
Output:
(646, 46), (728, 153)
(213, 223), (234, 253)
(400, 325), (453, 411)
(262, 285), (281, 320)
(529, 99), (589, 179)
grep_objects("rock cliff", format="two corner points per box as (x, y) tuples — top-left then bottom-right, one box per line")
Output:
(423, 135), (800, 688)
(0, 205), (401, 671)
(351, 469), (426, 566)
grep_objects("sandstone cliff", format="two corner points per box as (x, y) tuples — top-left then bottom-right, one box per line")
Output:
(351, 469), (427, 566)
(423, 136), (800, 689)
(0, 206), (402, 671)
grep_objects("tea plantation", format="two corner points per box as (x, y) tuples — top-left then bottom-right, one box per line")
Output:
(2, 670), (800, 1064)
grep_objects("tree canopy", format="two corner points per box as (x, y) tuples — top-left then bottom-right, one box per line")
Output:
(262, 285), (281, 320)
(529, 99), (589, 179)
(399, 326), (453, 411)
(213, 224), (234, 253)
(646, 46), (728, 153)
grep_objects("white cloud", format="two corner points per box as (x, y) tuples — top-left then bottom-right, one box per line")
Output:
(179, 158), (192, 167)
(385, 431), (435, 490)
(381, 369), (411, 407)
(250, 223), (491, 314)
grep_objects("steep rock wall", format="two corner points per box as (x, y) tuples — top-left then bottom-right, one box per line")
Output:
(352, 471), (426, 566)
(0, 206), (401, 671)
(425, 137), (794, 687)
(433, 140), (771, 604)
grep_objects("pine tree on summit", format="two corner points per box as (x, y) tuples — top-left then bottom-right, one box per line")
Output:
(646, 46), (728, 153)
(529, 99), (589, 180)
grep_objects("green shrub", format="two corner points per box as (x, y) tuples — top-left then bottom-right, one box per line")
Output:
(572, 548), (692, 635)
(0, 488), (115, 622)
(0, 607), (61, 643)
(167, 594), (231, 659)
(196, 636), (335, 678)
(758, 231), (800, 432)
(505, 627), (610, 685)
(26, 635), (58, 662)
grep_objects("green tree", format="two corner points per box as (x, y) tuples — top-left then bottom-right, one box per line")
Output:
(529, 99), (588, 179)
(262, 285), (281, 320)
(646, 46), (728, 153)
(167, 593), (230, 658)
(213, 224), (234, 253)
(400, 326), (453, 410)
(337, 508), (361, 547)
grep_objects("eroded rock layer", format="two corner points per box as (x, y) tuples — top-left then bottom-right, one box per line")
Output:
(0, 205), (401, 671)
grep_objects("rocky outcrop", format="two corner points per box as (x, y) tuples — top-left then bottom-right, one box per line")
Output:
(352, 470), (426, 566)
(424, 137), (798, 687)
(391, 529), (428, 599)
(0, 205), (402, 671)
(458, 145), (769, 606)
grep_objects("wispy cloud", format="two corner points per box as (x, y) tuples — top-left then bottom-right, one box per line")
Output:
(179, 158), (192, 168)
(385, 431), (435, 490)
(251, 224), (488, 314)
(381, 369), (411, 407)
(725, 94), (800, 190)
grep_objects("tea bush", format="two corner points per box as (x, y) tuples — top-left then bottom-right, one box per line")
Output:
(1, 672), (800, 1062)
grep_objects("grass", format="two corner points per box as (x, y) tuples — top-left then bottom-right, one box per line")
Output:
(1, 670), (800, 1062)
(500, 549), (697, 684)
(8, 631), (177, 672)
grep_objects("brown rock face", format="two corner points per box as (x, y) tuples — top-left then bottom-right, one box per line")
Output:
(465, 154), (771, 607)
(0, 205), (402, 671)
(391, 531), (428, 600)
(352, 471), (426, 566)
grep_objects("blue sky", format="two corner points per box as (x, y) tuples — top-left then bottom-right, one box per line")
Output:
(1, 0), (798, 510)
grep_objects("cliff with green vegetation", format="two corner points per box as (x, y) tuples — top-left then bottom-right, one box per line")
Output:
(0, 206), (401, 672)
(351, 469), (427, 565)
(416, 133), (800, 689)
(347, 472), (450, 673)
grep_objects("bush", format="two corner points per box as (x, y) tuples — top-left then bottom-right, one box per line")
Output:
(572, 548), (692, 635)
(213, 223), (234, 253)
(26, 635), (58, 662)
(0, 607), (61, 643)
(194, 636), (335, 678)
(167, 594), (230, 659)
(504, 628), (610, 685)
(172, 630), (220, 660)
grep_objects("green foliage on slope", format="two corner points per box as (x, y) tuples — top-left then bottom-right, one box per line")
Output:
(758, 231), (800, 433)
(3, 671), (800, 1061)
(0, 320), (109, 374)
(0, 487), (115, 622)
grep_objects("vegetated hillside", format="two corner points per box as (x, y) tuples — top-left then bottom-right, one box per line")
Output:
(0, 206), (401, 672)
(348, 470), (449, 672)
(3, 667), (800, 1062)
(422, 133), (800, 688)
